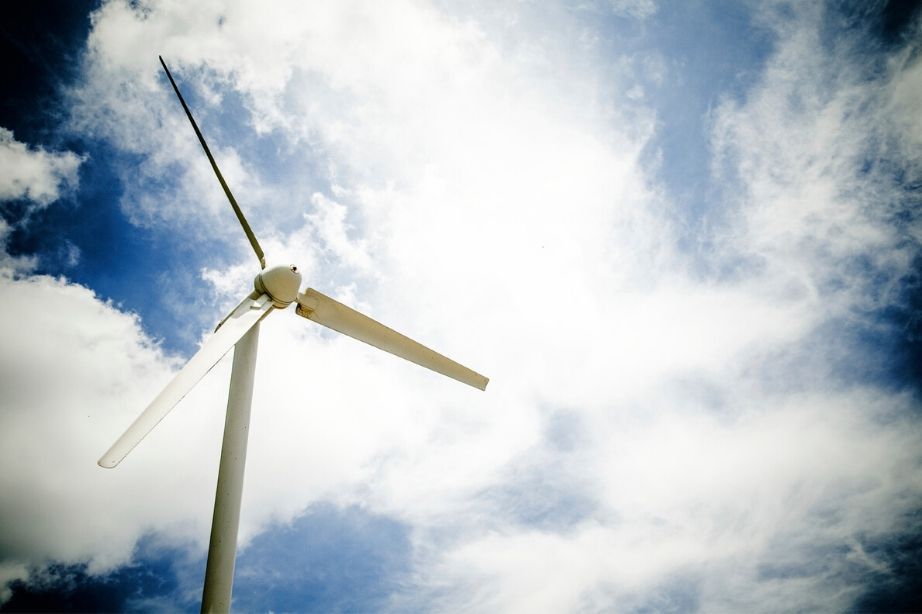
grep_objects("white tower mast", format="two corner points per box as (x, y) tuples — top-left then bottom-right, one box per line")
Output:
(202, 322), (259, 612)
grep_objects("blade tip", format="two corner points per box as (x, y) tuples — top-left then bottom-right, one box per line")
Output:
(97, 456), (119, 469)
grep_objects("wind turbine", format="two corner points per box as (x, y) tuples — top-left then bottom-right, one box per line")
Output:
(98, 57), (489, 613)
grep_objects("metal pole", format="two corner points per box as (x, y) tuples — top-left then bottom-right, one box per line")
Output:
(201, 322), (260, 613)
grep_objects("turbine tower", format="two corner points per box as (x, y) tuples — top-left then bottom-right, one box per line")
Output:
(99, 57), (488, 614)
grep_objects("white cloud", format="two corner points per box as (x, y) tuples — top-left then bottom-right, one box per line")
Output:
(0, 269), (224, 583)
(1, 0), (921, 610)
(425, 390), (920, 612)
(307, 192), (373, 274)
(711, 3), (922, 314)
(0, 128), (83, 208)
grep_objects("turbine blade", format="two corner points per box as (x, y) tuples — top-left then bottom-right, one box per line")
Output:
(98, 293), (275, 468)
(158, 55), (266, 269)
(295, 288), (489, 391)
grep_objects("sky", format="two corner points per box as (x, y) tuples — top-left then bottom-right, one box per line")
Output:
(1, 0), (921, 611)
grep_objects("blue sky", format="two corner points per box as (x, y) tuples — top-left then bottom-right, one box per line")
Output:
(1, 0), (921, 611)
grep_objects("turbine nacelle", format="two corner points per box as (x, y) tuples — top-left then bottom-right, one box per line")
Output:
(255, 264), (302, 307)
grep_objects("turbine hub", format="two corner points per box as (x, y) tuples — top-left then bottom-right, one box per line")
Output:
(255, 264), (302, 307)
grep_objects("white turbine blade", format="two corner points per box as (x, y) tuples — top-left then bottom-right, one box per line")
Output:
(98, 293), (275, 468)
(159, 56), (266, 269)
(295, 288), (489, 391)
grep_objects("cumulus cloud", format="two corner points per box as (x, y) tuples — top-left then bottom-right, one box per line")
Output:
(0, 269), (221, 586)
(0, 128), (83, 208)
(1, 0), (921, 610)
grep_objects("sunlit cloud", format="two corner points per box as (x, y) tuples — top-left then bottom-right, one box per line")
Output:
(0, 127), (83, 209)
